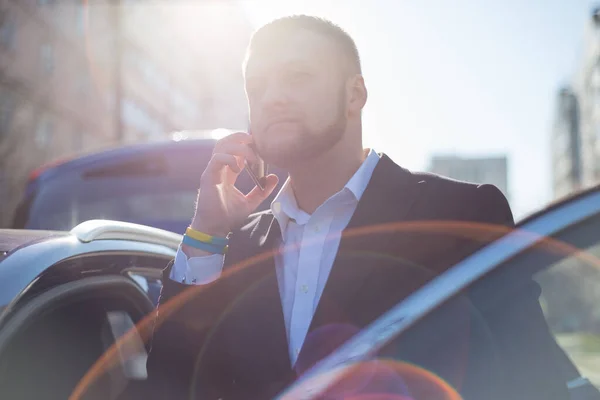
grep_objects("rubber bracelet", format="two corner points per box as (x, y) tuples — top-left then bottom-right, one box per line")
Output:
(182, 235), (228, 255)
(185, 227), (229, 247)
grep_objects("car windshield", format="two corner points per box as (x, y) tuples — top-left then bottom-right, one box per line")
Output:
(26, 177), (198, 233)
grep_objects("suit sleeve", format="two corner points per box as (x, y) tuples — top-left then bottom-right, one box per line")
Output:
(467, 184), (572, 399)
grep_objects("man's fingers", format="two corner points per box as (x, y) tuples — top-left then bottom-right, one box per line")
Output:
(201, 153), (241, 185)
(214, 142), (257, 163)
(245, 174), (280, 210)
(214, 132), (257, 159)
(217, 132), (253, 145)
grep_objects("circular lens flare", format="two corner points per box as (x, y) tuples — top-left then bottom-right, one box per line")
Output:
(69, 220), (600, 400)
(281, 359), (462, 400)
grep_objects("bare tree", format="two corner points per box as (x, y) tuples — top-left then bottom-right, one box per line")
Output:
(0, 74), (42, 227)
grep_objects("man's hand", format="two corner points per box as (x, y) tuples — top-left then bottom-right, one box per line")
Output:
(189, 132), (279, 243)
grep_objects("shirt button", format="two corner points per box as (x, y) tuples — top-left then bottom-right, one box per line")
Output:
(314, 225), (321, 233)
(301, 284), (309, 293)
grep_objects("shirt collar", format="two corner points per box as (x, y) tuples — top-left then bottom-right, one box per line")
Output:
(345, 149), (380, 201)
(270, 149), (380, 238)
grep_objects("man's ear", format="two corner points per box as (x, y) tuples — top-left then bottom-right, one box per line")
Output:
(347, 74), (367, 116)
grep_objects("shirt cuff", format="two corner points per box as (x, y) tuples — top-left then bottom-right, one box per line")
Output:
(169, 246), (224, 285)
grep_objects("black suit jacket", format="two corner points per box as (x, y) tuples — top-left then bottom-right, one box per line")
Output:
(143, 155), (571, 400)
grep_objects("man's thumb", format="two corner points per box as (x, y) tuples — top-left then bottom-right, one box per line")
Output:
(246, 174), (280, 209)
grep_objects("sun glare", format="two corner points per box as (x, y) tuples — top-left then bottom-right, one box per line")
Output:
(210, 128), (235, 140)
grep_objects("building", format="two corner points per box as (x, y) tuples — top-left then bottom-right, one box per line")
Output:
(117, 1), (253, 140)
(551, 87), (582, 200)
(573, 6), (600, 189)
(0, 0), (110, 226)
(0, 0), (254, 226)
(427, 155), (510, 202)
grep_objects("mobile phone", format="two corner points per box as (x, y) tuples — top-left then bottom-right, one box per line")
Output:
(245, 144), (267, 191)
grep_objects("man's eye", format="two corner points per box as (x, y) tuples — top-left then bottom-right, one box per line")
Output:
(287, 71), (310, 83)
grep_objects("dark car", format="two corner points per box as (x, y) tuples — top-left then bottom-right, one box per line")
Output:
(11, 137), (287, 234)
(0, 220), (179, 400)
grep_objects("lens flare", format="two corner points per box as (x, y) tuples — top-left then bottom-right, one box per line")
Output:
(69, 220), (600, 400)
(281, 359), (462, 400)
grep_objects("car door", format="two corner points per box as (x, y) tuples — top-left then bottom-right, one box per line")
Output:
(280, 188), (600, 400)
(0, 247), (173, 400)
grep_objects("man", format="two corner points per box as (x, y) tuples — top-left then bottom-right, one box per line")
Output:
(145, 16), (570, 399)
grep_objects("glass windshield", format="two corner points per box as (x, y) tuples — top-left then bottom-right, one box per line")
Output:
(27, 182), (198, 232)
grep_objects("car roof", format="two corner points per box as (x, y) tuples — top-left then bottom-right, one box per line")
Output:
(33, 138), (217, 183)
(517, 184), (600, 226)
(0, 221), (180, 311)
(0, 230), (69, 255)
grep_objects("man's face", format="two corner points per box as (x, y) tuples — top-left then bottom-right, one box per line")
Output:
(244, 29), (349, 169)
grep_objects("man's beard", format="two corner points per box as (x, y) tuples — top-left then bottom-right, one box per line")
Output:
(256, 88), (348, 170)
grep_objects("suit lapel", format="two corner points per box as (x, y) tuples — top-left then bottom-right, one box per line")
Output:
(297, 155), (425, 370)
(222, 214), (292, 384)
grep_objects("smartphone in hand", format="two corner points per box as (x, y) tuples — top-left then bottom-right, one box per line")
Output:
(245, 143), (267, 191)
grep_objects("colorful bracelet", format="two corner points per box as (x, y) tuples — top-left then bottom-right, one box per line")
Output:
(182, 234), (228, 255)
(185, 227), (229, 247)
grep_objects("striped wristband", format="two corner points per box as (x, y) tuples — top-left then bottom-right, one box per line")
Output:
(185, 227), (229, 247)
(182, 234), (228, 255)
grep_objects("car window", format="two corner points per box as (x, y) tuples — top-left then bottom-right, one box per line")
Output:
(25, 178), (199, 232)
(74, 189), (199, 224)
(535, 244), (600, 386)
(312, 213), (600, 400)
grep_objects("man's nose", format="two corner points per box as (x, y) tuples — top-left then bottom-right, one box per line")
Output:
(261, 81), (290, 109)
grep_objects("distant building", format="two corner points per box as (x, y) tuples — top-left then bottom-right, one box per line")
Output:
(427, 155), (509, 202)
(551, 87), (582, 200)
(0, 1), (254, 226)
(0, 0), (112, 226)
(118, 1), (254, 140)
(572, 6), (600, 188)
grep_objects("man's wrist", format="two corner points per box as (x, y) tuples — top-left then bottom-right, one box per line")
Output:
(181, 243), (214, 258)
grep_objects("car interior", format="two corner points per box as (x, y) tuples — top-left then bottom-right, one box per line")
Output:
(0, 275), (155, 400)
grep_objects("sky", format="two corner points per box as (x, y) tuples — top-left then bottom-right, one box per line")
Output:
(238, 0), (596, 219)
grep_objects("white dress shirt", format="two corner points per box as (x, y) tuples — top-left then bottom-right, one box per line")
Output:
(170, 149), (380, 365)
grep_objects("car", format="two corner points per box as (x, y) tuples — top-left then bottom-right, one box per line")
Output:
(1, 187), (600, 399)
(0, 219), (178, 400)
(11, 135), (287, 235)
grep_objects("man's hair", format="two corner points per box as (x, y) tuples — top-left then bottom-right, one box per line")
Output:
(246, 15), (362, 74)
